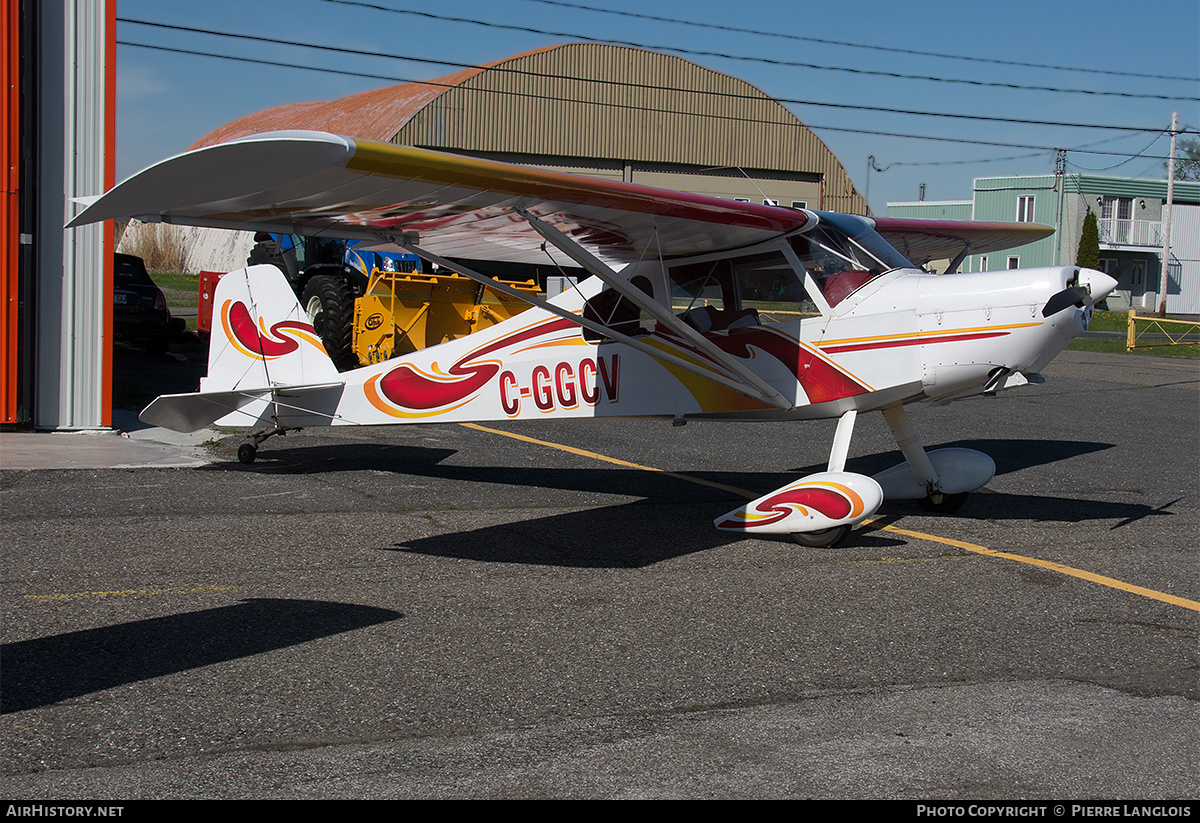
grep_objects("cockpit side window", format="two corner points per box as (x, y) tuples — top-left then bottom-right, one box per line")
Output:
(670, 259), (731, 313)
(732, 251), (812, 316)
(669, 249), (816, 332)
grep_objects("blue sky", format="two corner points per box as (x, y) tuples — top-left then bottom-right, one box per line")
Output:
(116, 0), (1199, 214)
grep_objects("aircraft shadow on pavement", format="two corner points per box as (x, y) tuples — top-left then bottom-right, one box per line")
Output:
(378, 483), (1172, 569)
(380, 497), (909, 567)
(197, 436), (1160, 565)
(0, 599), (402, 714)
(203, 436), (1114, 491)
(834, 438), (1117, 478)
(365, 436), (1162, 566)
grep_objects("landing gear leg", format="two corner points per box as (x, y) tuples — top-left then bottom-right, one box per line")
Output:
(881, 405), (941, 493)
(878, 405), (988, 513)
(237, 425), (303, 464)
(789, 410), (861, 548)
(880, 404), (967, 512)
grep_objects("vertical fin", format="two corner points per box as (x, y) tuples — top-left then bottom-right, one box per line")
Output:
(203, 265), (340, 393)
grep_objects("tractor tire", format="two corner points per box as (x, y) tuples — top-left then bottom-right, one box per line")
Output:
(301, 274), (359, 371)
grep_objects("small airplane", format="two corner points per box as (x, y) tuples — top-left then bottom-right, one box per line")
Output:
(71, 131), (1117, 546)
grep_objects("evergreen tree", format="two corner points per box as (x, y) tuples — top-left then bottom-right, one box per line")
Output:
(1076, 210), (1100, 270)
(1169, 137), (1200, 182)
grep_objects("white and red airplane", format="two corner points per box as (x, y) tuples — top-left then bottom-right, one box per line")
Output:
(70, 131), (1116, 546)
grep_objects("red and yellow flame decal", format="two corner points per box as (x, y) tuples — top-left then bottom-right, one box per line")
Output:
(221, 299), (326, 360)
(717, 480), (866, 530)
(651, 326), (871, 411)
(365, 316), (579, 417)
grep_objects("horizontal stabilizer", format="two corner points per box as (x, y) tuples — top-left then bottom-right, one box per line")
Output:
(140, 382), (345, 433)
(141, 389), (268, 433)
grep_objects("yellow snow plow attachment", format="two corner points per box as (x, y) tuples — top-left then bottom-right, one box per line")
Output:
(353, 269), (541, 365)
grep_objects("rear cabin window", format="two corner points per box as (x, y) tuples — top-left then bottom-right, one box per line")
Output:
(582, 275), (655, 343)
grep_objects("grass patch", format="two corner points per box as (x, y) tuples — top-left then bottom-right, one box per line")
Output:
(1087, 310), (1130, 333)
(1068, 337), (1199, 358)
(148, 270), (199, 311)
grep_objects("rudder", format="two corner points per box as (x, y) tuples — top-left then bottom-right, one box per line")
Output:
(203, 264), (341, 393)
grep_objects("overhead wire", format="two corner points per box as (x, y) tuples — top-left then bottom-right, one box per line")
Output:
(116, 20), (1185, 137)
(119, 39), (1191, 163)
(314, 1), (1199, 102)
(520, 0), (1199, 84)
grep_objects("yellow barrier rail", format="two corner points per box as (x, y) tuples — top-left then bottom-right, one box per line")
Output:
(1125, 309), (1200, 351)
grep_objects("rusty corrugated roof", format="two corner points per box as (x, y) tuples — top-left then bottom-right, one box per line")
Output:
(189, 48), (565, 149)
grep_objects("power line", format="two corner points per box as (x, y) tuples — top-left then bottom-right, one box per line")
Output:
(314, 2), (1200, 102)
(118, 39), (1190, 162)
(115, 19), (1178, 135)
(867, 151), (1050, 169)
(1066, 131), (1175, 172)
(874, 127), (1186, 174)
(521, 0), (1200, 84)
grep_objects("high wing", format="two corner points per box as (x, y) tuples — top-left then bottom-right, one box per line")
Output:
(69, 130), (812, 267)
(871, 216), (1054, 272)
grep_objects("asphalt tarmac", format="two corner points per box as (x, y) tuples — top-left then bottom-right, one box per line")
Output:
(0, 349), (1196, 799)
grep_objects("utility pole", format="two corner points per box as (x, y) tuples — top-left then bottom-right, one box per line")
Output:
(1054, 149), (1066, 264)
(1159, 112), (1177, 317)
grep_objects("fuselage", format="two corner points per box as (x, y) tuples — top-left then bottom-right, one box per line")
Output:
(279, 263), (1114, 429)
(198, 215), (1117, 433)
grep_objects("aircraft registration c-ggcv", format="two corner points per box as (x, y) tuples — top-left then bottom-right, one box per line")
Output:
(70, 131), (1117, 547)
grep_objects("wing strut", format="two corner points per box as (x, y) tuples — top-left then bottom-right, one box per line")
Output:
(396, 240), (791, 410)
(945, 242), (972, 275)
(513, 208), (794, 411)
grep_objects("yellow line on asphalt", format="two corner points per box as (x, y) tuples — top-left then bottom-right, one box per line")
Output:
(863, 522), (1199, 612)
(462, 422), (1200, 613)
(24, 585), (243, 602)
(460, 422), (757, 498)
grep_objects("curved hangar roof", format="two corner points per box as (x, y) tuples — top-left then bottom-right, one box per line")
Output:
(193, 43), (865, 214)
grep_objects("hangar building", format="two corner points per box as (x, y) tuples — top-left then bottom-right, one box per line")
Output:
(193, 43), (865, 217)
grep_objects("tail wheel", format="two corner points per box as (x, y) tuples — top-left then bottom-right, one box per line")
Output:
(301, 274), (359, 371)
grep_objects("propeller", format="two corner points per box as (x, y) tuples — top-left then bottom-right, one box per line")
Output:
(1041, 285), (1091, 317)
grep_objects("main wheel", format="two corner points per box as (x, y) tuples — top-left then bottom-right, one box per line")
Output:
(918, 491), (969, 514)
(301, 274), (359, 371)
(788, 525), (852, 548)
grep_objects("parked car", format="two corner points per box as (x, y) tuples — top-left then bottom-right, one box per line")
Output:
(113, 253), (178, 353)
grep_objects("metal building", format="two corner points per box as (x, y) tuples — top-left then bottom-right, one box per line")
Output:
(2, 0), (115, 428)
(195, 43), (864, 215)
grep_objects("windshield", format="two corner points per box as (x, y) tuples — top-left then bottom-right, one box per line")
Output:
(790, 212), (912, 307)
